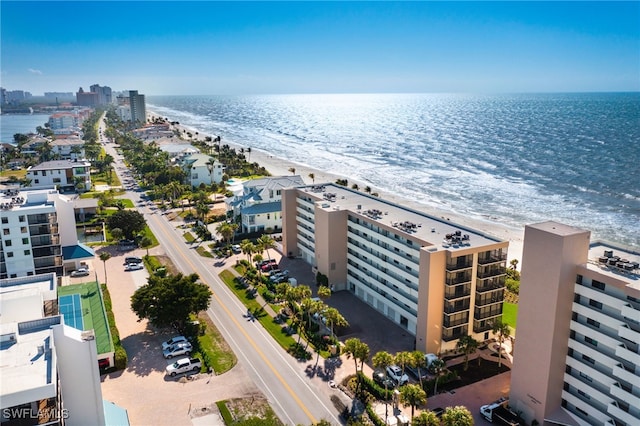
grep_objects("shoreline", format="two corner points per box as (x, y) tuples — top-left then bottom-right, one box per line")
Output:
(148, 112), (525, 265)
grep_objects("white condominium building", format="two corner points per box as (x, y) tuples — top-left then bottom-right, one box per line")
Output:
(510, 221), (640, 426)
(26, 160), (91, 192)
(282, 183), (509, 353)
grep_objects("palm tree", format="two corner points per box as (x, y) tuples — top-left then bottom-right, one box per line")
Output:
(288, 167), (296, 175)
(509, 258), (519, 270)
(429, 358), (446, 395)
(99, 251), (111, 285)
(412, 411), (440, 426)
(492, 319), (511, 367)
(240, 239), (256, 263)
(317, 285), (331, 302)
(395, 351), (413, 378)
(216, 222), (238, 246)
(456, 335), (479, 371)
(441, 406), (473, 426)
(372, 351), (394, 421)
(344, 337), (369, 398)
(411, 350), (427, 389)
(308, 172), (315, 183)
(322, 307), (347, 340)
(257, 234), (276, 263)
(399, 384), (427, 421)
(140, 236), (153, 257)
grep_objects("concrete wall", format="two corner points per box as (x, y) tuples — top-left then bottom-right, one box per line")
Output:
(313, 204), (348, 291)
(510, 222), (590, 426)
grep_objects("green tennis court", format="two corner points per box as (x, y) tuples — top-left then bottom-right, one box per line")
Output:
(59, 294), (84, 329)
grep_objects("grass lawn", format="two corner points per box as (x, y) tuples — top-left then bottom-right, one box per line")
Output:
(502, 302), (518, 332)
(219, 270), (297, 350)
(196, 312), (237, 374)
(183, 232), (195, 243)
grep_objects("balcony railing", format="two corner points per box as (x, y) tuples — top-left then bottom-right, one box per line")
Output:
(442, 326), (468, 342)
(478, 251), (507, 265)
(445, 272), (473, 285)
(444, 287), (472, 300)
(474, 306), (503, 321)
(477, 266), (506, 279)
(475, 292), (504, 307)
(473, 320), (495, 333)
(446, 261), (473, 271)
(444, 301), (471, 314)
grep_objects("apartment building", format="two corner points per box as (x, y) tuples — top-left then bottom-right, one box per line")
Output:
(26, 159), (91, 192)
(510, 221), (640, 426)
(0, 187), (93, 279)
(50, 137), (85, 160)
(0, 274), (127, 426)
(282, 183), (508, 353)
(229, 175), (305, 233)
(128, 90), (146, 124)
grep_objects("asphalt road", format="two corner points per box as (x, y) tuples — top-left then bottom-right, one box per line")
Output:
(101, 120), (342, 425)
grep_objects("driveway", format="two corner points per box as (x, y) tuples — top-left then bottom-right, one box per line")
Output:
(94, 246), (260, 425)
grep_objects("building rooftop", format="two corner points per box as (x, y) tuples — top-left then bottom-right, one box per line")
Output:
(586, 241), (640, 289)
(28, 159), (91, 171)
(62, 243), (95, 260)
(298, 183), (504, 250)
(242, 201), (281, 215)
(0, 187), (57, 210)
(0, 317), (59, 409)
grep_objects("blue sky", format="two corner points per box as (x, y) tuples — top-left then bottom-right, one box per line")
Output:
(1, 1), (638, 95)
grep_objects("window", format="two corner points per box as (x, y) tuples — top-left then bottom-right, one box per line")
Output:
(585, 336), (598, 347)
(1, 217), (7, 224)
(589, 299), (603, 310)
(3, 229), (9, 235)
(34, 179), (39, 184)
(20, 227), (27, 233)
(579, 372), (593, 382)
(18, 215), (25, 222)
(22, 238), (29, 244)
(24, 249), (31, 255)
(42, 171), (47, 176)
(587, 318), (600, 328)
(4, 240), (11, 246)
(591, 280), (605, 291)
(6, 252), (13, 257)
(53, 178), (61, 183)
(581, 354), (595, 365)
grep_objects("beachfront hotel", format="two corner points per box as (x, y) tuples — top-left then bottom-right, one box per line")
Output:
(509, 222), (640, 426)
(281, 183), (509, 353)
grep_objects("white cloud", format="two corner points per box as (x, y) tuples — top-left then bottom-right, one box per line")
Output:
(28, 68), (43, 75)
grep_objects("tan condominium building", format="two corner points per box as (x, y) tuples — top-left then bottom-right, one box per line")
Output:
(282, 183), (509, 354)
(510, 221), (640, 426)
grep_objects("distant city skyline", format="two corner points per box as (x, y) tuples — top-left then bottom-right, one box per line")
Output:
(1, 1), (638, 96)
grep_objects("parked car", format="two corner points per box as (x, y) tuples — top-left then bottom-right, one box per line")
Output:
(431, 407), (444, 418)
(165, 357), (202, 377)
(124, 256), (142, 265)
(70, 268), (89, 277)
(386, 365), (409, 386)
(124, 263), (144, 271)
(261, 263), (279, 272)
(373, 370), (395, 388)
(161, 335), (188, 350)
(256, 259), (277, 269)
(269, 270), (289, 282)
(231, 244), (241, 253)
(163, 342), (193, 359)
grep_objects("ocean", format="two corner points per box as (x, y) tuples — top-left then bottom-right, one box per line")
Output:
(0, 114), (51, 144)
(147, 93), (640, 249)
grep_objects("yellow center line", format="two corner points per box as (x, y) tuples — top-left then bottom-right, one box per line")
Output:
(153, 217), (317, 424)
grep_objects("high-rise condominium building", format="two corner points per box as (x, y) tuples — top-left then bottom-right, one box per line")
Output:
(128, 90), (146, 124)
(510, 221), (640, 426)
(282, 184), (509, 353)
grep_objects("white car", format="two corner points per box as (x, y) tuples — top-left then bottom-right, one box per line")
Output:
(70, 268), (90, 277)
(231, 244), (241, 254)
(165, 357), (202, 377)
(163, 342), (193, 359)
(124, 263), (144, 271)
(387, 365), (409, 386)
(161, 335), (188, 350)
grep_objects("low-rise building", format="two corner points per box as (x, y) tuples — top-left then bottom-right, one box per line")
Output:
(509, 221), (640, 426)
(282, 183), (509, 353)
(26, 160), (91, 192)
(181, 153), (224, 188)
(50, 137), (85, 160)
(228, 175), (305, 233)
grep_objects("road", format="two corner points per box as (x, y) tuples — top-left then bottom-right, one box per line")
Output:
(99, 119), (343, 425)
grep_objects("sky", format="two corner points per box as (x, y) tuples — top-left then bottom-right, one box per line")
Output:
(1, 1), (639, 96)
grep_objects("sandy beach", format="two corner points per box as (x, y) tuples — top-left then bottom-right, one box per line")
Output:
(148, 113), (525, 265)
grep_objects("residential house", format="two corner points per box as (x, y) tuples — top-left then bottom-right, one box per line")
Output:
(181, 153), (224, 188)
(26, 160), (91, 192)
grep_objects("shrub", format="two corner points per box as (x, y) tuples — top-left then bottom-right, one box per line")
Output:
(114, 346), (128, 370)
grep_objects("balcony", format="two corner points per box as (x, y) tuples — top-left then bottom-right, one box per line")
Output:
(475, 292), (504, 307)
(473, 320), (495, 333)
(29, 224), (59, 236)
(444, 286), (471, 300)
(446, 271), (473, 285)
(474, 306), (503, 321)
(442, 326), (468, 342)
(444, 300), (471, 314)
(478, 250), (507, 265)
(476, 276), (506, 292)
(446, 255), (473, 271)
(30, 234), (60, 248)
(27, 213), (56, 225)
(477, 266), (506, 279)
